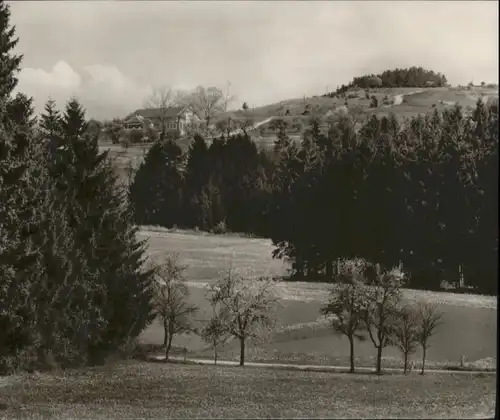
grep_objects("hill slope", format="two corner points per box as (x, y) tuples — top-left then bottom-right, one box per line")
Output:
(100, 85), (498, 180)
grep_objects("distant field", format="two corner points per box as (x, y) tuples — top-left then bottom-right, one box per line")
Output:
(138, 229), (497, 371)
(0, 361), (495, 418)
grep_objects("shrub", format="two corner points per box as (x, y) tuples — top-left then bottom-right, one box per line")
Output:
(129, 128), (144, 144)
(213, 219), (228, 234)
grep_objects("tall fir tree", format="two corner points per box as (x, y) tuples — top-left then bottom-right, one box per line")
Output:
(55, 98), (156, 363)
(39, 98), (63, 151)
(130, 139), (184, 228)
(0, 0), (46, 370)
(0, 1), (22, 102)
(184, 134), (210, 228)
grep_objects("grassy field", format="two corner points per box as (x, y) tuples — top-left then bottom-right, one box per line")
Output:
(0, 360), (496, 418)
(138, 228), (497, 371)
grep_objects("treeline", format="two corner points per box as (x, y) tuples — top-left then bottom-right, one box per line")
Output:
(130, 133), (273, 236)
(1, 1), (154, 372)
(130, 101), (498, 295)
(325, 67), (448, 97)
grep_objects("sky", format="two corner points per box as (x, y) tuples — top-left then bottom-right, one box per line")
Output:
(8, 1), (499, 120)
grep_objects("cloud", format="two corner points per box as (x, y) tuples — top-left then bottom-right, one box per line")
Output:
(10, 1), (498, 116)
(17, 61), (153, 120)
(19, 60), (81, 90)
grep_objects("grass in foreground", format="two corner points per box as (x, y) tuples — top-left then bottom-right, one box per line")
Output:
(0, 361), (495, 419)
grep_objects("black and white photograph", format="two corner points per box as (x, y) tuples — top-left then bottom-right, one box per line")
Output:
(0, 0), (498, 418)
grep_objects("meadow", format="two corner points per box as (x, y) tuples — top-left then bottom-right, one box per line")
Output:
(0, 361), (495, 418)
(138, 228), (497, 372)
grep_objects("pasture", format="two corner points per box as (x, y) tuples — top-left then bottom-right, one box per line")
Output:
(138, 228), (497, 371)
(0, 361), (495, 418)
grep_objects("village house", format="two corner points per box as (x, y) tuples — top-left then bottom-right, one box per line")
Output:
(123, 105), (197, 138)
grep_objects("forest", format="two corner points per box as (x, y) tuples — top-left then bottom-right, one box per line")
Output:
(325, 66), (449, 97)
(129, 101), (498, 295)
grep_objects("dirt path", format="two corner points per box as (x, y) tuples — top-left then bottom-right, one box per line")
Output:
(393, 90), (424, 105)
(149, 355), (496, 376)
(227, 116), (273, 136)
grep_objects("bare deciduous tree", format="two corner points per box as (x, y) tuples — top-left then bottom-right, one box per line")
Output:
(179, 86), (225, 129)
(206, 268), (280, 366)
(392, 304), (420, 374)
(415, 301), (443, 375)
(144, 86), (179, 140)
(320, 258), (368, 373)
(200, 298), (231, 365)
(363, 265), (405, 375)
(151, 254), (198, 360)
(237, 117), (255, 137)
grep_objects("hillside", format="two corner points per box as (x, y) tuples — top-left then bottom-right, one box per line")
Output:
(220, 85), (498, 124)
(211, 85), (499, 148)
(100, 85), (498, 181)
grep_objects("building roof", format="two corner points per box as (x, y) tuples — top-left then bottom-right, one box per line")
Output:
(123, 114), (148, 124)
(129, 106), (187, 120)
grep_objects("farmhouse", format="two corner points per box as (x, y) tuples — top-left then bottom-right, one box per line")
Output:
(123, 105), (197, 138)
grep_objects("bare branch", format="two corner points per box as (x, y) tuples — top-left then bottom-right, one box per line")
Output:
(178, 85), (225, 129)
(144, 86), (181, 139)
(151, 253), (198, 359)
(206, 267), (280, 366)
(416, 301), (443, 350)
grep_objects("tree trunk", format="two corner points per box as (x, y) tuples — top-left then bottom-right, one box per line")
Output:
(348, 335), (355, 373)
(214, 343), (218, 365)
(376, 346), (383, 375)
(165, 333), (173, 361)
(404, 351), (408, 374)
(421, 346), (427, 375)
(239, 337), (245, 366)
(163, 320), (168, 347)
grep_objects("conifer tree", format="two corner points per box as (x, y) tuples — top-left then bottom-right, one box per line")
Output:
(0, 0), (45, 369)
(0, 1), (22, 103)
(130, 139), (184, 227)
(39, 99), (63, 151)
(184, 134), (210, 228)
(56, 98), (155, 362)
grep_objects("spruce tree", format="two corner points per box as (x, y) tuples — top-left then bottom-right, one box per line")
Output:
(184, 134), (210, 228)
(55, 98), (156, 363)
(39, 99), (63, 151)
(0, 1), (22, 102)
(0, 0), (44, 370)
(62, 98), (88, 138)
(130, 139), (184, 228)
